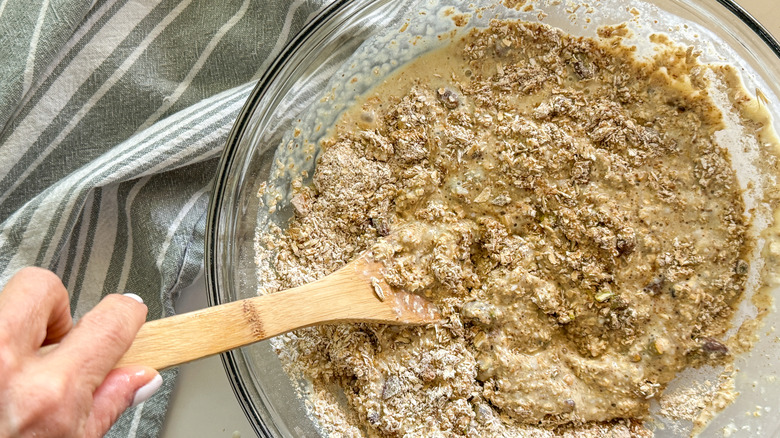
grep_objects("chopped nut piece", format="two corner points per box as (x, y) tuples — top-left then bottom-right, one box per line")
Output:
(370, 277), (386, 302)
(371, 216), (391, 236)
(700, 338), (729, 358)
(736, 259), (749, 275)
(436, 87), (461, 109)
(616, 228), (636, 255)
(381, 375), (402, 399)
(653, 337), (671, 355)
(573, 59), (595, 79)
(594, 288), (615, 303)
(290, 192), (311, 216)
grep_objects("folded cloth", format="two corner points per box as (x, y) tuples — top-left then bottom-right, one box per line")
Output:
(0, 0), (326, 436)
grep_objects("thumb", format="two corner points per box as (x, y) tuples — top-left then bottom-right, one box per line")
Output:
(84, 366), (162, 438)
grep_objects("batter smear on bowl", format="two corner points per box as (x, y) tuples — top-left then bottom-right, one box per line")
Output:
(255, 18), (779, 437)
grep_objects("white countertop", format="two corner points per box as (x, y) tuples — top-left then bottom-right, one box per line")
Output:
(159, 2), (780, 437)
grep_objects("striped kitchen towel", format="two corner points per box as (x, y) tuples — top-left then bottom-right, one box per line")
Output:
(0, 0), (326, 436)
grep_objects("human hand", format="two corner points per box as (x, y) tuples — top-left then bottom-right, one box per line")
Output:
(0, 267), (162, 438)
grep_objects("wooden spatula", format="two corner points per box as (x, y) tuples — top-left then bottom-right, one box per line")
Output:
(114, 251), (439, 370)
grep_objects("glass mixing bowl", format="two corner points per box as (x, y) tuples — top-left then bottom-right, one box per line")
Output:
(206, 1), (780, 436)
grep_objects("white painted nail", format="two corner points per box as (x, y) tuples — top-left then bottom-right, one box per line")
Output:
(123, 293), (143, 304)
(131, 374), (163, 408)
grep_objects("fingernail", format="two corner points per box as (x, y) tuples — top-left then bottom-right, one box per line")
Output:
(131, 373), (163, 408)
(123, 293), (144, 304)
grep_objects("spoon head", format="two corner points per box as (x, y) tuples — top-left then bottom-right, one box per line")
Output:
(341, 253), (441, 325)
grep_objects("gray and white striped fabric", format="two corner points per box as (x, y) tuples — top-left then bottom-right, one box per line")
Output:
(0, 0), (326, 436)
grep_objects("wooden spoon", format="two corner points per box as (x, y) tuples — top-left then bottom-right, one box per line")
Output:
(113, 250), (439, 370)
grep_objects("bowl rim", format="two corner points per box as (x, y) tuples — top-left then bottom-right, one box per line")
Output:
(205, 1), (780, 437)
(205, 1), (349, 436)
(715, 0), (780, 58)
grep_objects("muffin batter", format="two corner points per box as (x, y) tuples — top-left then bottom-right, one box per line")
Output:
(255, 17), (775, 437)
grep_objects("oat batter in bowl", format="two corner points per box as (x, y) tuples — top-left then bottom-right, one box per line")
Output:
(253, 13), (780, 438)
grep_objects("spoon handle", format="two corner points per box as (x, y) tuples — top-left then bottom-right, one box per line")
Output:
(117, 276), (367, 370)
(39, 254), (438, 370)
(116, 295), (271, 370)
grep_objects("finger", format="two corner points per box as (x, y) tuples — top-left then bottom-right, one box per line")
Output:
(54, 294), (148, 391)
(83, 366), (161, 438)
(0, 267), (72, 351)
